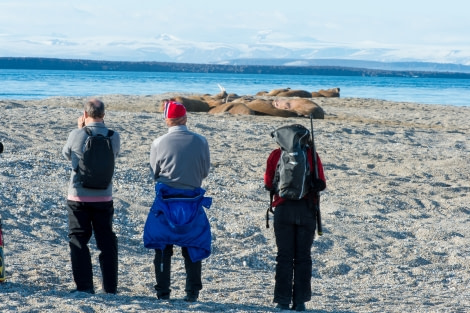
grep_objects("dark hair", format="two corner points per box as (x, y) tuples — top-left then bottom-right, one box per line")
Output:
(0, 142), (3, 154)
(85, 99), (105, 119)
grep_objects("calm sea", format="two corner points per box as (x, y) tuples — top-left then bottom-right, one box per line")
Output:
(0, 69), (469, 106)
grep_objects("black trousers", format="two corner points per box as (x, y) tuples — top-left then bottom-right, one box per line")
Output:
(273, 198), (316, 305)
(153, 245), (202, 298)
(67, 200), (118, 293)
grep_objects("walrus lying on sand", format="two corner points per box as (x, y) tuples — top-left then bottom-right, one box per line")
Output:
(246, 99), (299, 117)
(257, 87), (340, 98)
(158, 86), (330, 119)
(312, 87), (340, 97)
(158, 96), (211, 112)
(208, 102), (255, 115)
(273, 98), (325, 118)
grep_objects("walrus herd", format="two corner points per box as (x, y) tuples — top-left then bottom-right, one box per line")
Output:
(158, 87), (340, 119)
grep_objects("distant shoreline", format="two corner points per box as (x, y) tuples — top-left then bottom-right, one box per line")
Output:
(2, 57), (470, 79)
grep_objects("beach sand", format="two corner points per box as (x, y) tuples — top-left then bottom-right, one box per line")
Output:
(0, 94), (469, 312)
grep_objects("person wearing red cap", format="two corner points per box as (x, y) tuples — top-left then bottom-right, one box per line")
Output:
(148, 99), (211, 302)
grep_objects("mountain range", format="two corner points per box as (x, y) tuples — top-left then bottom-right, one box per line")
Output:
(2, 33), (470, 74)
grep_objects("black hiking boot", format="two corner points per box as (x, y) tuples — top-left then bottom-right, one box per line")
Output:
(276, 303), (290, 310)
(291, 302), (306, 311)
(70, 288), (95, 294)
(183, 291), (199, 302)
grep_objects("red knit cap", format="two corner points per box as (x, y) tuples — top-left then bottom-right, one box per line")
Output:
(163, 100), (186, 119)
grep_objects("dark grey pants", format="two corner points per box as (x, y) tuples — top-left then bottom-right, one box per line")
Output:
(153, 245), (202, 298)
(273, 198), (316, 305)
(67, 200), (118, 293)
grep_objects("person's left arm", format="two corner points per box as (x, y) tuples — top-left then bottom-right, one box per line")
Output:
(312, 153), (326, 191)
(112, 131), (120, 158)
(202, 139), (211, 178)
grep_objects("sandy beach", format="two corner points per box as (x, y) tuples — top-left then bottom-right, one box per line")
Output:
(0, 94), (469, 312)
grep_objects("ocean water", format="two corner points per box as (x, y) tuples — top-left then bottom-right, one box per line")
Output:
(0, 69), (469, 107)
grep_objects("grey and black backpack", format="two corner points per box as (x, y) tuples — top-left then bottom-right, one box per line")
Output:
(77, 127), (115, 189)
(271, 124), (311, 200)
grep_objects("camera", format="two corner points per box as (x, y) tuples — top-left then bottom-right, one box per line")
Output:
(0, 142), (3, 154)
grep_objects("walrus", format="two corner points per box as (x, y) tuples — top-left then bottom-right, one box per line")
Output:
(272, 98), (324, 119)
(255, 90), (269, 96)
(276, 89), (312, 98)
(246, 99), (299, 118)
(318, 87), (340, 97)
(159, 97), (210, 112)
(208, 102), (235, 114)
(199, 95), (225, 108)
(208, 102), (255, 115)
(228, 103), (254, 115)
(215, 84), (228, 101)
(267, 88), (291, 96)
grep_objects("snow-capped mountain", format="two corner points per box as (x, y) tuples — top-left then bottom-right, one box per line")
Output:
(1, 34), (470, 72)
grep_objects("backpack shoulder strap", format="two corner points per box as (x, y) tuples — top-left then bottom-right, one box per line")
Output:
(83, 126), (93, 136)
(83, 127), (114, 137)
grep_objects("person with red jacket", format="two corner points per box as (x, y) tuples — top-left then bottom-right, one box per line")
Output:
(264, 143), (326, 311)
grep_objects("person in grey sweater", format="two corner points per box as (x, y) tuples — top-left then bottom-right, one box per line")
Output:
(149, 100), (210, 302)
(62, 99), (120, 294)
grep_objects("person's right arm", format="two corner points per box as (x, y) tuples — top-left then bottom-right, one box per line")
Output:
(62, 132), (74, 161)
(149, 140), (159, 178)
(63, 115), (85, 160)
(264, 149), (280, 191)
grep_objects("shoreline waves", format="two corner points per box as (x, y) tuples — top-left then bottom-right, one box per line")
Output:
(0, 94), (469, 312)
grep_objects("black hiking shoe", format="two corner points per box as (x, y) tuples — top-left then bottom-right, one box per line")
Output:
(154, 285), (171, 300)
(70, 288), (95, 294)
(157, 294), (170, 300)
(104, 289), (117, 295)
(276, 303), (290, 310)
(183, 291), (199, 302)
(291, 302), (306, 311)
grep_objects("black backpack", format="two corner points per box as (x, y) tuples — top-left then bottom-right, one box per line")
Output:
(77, 127), (115, 189)
(271, 124), (311, 200)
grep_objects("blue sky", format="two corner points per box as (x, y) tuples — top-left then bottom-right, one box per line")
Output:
(1, 0), (469, 64)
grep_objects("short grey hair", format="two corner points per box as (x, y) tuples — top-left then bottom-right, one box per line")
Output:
(85, 99), (105, 118)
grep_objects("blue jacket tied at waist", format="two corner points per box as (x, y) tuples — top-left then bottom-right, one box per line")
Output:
(143, 183), (212, 262)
